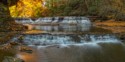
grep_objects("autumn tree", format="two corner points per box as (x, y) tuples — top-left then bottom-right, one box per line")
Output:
(45, 0), (125, 20)
(9, 0), (47, 17)
(0, 0), (25, 31)
(6, 0), (125, 20)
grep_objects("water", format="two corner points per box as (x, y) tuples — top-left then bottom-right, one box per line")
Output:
(14, 34), (118, 45)
(15, 17), (91, 24)
(15, 17), (91, 32)
(14, 17), (125, 62)
(15, 34), (125, 62)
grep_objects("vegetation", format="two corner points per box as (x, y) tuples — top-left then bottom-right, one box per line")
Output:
(8, 0), (125, 20)
(45, 0), (125, 20)
(0, 0), (125, 62)
(0, 0), (26, 31)
(9, 0), (47, 17)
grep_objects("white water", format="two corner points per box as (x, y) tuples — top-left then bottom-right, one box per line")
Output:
(15, 17), (91, 32)
(14, 32), (125, 62)
(13, 34), (119, 46)
(15, 17), (90, 24)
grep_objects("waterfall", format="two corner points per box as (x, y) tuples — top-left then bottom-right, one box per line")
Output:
(14, 17), (125, 62)
(15, 34), (125, 62)
(15, 18), (33, 24)
(15, 17), (91, 32)
(13, 34), (119, 46)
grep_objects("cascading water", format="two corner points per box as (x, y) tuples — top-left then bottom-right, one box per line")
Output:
(14, 17), (125, 62)
(13, 34), (118, 45)
(15, 17), (91, 32)
(15, 18), (33, 24)
(15, 34), (125, 62)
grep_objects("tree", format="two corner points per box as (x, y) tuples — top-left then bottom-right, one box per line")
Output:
(9, 0), (47, 17)
(4, 0), (125, 20)
(0, 0), (25, 31)
(45, 0), (125, 20)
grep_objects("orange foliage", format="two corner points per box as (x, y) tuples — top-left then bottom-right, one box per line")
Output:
(9, 0), (48, 17)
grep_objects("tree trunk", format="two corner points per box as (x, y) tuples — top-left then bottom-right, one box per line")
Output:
(0, 2), (13, 22)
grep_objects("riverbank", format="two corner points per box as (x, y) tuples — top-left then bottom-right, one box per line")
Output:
(94, 20), (125, 33)
(93, 20), (125, 42)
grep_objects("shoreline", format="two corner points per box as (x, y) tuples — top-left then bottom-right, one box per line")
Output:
(93, 20), (125, 34)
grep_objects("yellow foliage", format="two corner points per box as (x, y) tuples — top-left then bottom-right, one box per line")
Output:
(9, 0), (46, 17)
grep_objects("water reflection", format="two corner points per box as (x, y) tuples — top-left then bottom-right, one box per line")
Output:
(16, 40), (125, 62)
(33, 25), (90, 32)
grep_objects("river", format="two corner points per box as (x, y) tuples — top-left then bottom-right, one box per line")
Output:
(12, 17), (125, 62)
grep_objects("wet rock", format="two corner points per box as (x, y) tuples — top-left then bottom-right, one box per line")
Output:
(2, 42), (19, 50)
(9, 42), (19, 46)
(1, 44), (13, 50)
(19, 46), (33, 53)
(16, 35), (25, 44)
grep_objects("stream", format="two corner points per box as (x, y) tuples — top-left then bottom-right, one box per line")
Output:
(12, 17), (125, 62)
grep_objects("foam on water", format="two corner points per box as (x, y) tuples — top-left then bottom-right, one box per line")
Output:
(13, 34), (120, 46)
